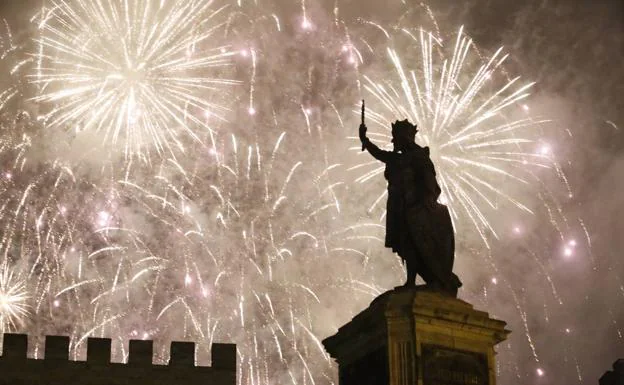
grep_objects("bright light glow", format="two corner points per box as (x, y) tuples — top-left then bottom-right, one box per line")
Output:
(359, 27), (552, 248)
(0, 266), (30, 333)
(539, 144), (551, 155)
(0, 7), (581, 385)
(98, 211), (110, 226)
(32, 0), (237, 158)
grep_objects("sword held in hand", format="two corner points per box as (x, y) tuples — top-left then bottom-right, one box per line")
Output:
(361, 99), (365, 151)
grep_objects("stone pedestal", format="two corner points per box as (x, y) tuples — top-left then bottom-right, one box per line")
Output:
(322, 287), (509, 385)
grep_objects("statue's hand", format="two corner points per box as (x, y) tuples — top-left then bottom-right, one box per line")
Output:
(359, 123), (367, 142)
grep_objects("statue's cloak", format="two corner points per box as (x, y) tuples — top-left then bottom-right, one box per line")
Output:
(385, 146), (461, 290)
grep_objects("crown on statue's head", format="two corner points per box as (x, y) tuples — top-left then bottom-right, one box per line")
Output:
(391, 119), (418, 140)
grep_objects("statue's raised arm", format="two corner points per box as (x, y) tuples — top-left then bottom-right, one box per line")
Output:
(359, 123), (395, 163)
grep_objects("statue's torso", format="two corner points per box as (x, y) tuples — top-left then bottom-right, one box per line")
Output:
(383, 146), (440, 254)
(384, 146), (439, 207)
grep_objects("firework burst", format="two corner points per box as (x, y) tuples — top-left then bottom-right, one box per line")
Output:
(31, 0), (239, 159)
(0, 92), (365, 382)
(0, 2), (596, 384)
(342, 14), (587, 381)
(353, 26), (567, 247)
(0, 264), (30, 334)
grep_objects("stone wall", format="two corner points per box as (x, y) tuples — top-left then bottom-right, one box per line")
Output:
(0, 333), (236, 385)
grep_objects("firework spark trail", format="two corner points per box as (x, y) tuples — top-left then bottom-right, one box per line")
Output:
(115, 130), (362, 383)
(0, 263), (30, 334)
(31, 0), (239, 159)
(355, 27), (556, 248)
(343, 13), (589, 379)
(0, 94), (367, 382)
(0, 2), (599, 384)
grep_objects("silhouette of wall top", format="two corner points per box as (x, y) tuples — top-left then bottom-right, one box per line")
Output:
(600, 359), (624, 385)
(0, 333), (236, 385)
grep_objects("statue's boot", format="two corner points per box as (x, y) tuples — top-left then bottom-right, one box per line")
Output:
(402, 263), (417, 287)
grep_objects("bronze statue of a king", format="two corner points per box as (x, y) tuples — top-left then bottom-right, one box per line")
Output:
(359, 118), (462, 296)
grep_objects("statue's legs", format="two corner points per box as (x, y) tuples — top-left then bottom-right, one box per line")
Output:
(403, 203), (461, 296)
(420, 266), (459, 296)
(411, 252), (438, 288)
(403, 260), (417, 287)
(401, 246), (426, 288)
(404, 248), (458, 296)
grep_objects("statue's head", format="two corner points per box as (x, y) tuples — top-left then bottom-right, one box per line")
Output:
(391, 119), (418, 151)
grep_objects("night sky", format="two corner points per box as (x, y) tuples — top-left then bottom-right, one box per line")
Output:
(0, 0), (622, 384)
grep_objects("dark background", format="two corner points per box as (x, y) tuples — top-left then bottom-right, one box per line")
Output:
(0, 0), (622, 383)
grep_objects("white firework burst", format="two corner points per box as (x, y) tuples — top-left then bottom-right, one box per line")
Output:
(0, 264), (30, 334)
(31, 0), (239, 158)
(356, 26), (560, 246)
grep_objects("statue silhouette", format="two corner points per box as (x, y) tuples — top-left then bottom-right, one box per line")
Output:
(359, 118), (462, 296)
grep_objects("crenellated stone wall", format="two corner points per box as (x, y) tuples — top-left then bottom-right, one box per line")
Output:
(0, 333), (236, 385)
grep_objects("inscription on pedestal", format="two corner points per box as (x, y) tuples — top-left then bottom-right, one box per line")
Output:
(422, 345), (488, 385)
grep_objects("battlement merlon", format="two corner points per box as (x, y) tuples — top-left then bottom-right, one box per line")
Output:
(128, 339), (152, 365)
(211, 343), (236, 370)
(1, 333), (236, 369)
(170, 341), (194, 366)
(45, 335), (70, 360)
(87, 337), (111, 363)
(2, 333), (27, 358)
